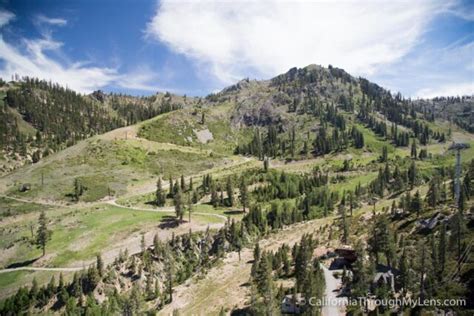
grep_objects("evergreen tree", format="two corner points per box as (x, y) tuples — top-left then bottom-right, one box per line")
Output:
(426, 178), (439, 207)
(73, 178), (84, 202)
(174, 187), (184, 222)
(156, 178), (166, 207)
(239, 177), (249, 213)
(169, 177), (174, 198)
(36, 210), (51, 256)
(380, 145), (388, 162)
(411, 190), (423, 217)
(226, 177), (234, 207)
(411, 139), (417, 158)
(339, 204), (349, 244)
(408, 161), (417, 188)
(438, 223), (446, 274)
(210, 182), (219, 208)
(180, 174), (185, 191)
(96, 254), (104, 277)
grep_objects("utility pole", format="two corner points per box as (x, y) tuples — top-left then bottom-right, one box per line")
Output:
(455, 149), (461, 206)
(448, 143), (470, 208)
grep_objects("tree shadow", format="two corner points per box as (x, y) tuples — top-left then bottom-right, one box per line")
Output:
(329, 258), (351, 270)
(159, 216), (179, 229)
(224, 210), (245, 215)
(158, 216), (188, 229)
(6, 257), (40, 269)
(231, 307), (252, 316)
(145, 200), (158, 207)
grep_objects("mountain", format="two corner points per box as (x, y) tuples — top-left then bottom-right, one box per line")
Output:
(0, 65), (473, 315)
(413, 95), (474, 133)
(139, 64), (448, 158)
(1, 64), (468, 204)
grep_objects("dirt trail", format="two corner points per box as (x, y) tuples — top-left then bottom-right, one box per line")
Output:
(0, 194), (71, 208)
(0, 266), (83, 274)
(321, 265), (346, 316)
(159, 218), (332, 315)
(107, 199), (228, 221)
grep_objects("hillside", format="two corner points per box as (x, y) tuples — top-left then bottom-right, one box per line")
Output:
(414, 96), (474, 133)
(0, 78), (198, 174)
(0, 65), (473, 315)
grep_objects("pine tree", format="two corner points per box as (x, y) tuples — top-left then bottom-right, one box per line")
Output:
(411, 139), (417, 158)
(263, 156), (269, 172)
(73, 178), (84, 202)
(438, 223), (446, 274)
(156, 178), (166, 207)
(96, 254), (104, 277)
(408, 161), (417, 188)
(239, 177), (249, 213)
(36, 210), (51, 256)
(210, 182), (219, 208)
(186, 192), (193, 223)
(411, 190), (423, 217)
(399, 247), (411, 293)
(169, 177), (174, 198)
(380, 145), (388, 162)
(180, 174), (185, 191)
(339, 204), (349, 244)
(426, 179), (439, 207)
(174, 187), (184, 222)
(226, 177), (234, 207)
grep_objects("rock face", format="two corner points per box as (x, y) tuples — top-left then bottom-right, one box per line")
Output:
(194, 129), (214, 143)
(91, 90), (106, 103)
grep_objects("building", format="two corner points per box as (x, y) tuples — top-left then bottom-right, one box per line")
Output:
(281, 293), (306, 314)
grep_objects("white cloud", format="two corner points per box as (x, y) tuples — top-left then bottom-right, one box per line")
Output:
(115, 65), (180, 93)
(415, 82), (474, 98)
(147, 0), (450, 84)
(372, 39), (474, 97)
(0, 10), (163, 94)
(36, 14), (67, 26)
(0, 10), (15, 27)
(444, 0), (474, 21)
(0, 34), (119, 93)
(0, 10), (116, 93)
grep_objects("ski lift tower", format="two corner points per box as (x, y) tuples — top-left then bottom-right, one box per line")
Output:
(448, 142), (470, 207)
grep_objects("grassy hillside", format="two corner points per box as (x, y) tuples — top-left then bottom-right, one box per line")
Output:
(0, 79), (199, 174)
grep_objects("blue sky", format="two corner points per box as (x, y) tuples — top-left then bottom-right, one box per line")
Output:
(0, 0), (472, 98)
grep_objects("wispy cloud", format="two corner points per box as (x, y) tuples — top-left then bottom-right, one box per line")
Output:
(115, 65), (181, 93)
(36, 14), (67, 26)
(374, 39), (474, 97)
(415, 81), (474, 98)
(444, 0), (474, 21)
(0, 34), (118, 93)
(147, 0), (451, 84)
(0, 10), (163, 94)
(0, 10), (14, 27)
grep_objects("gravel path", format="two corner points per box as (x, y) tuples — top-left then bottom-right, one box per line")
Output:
(321, 264), (346, 316)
